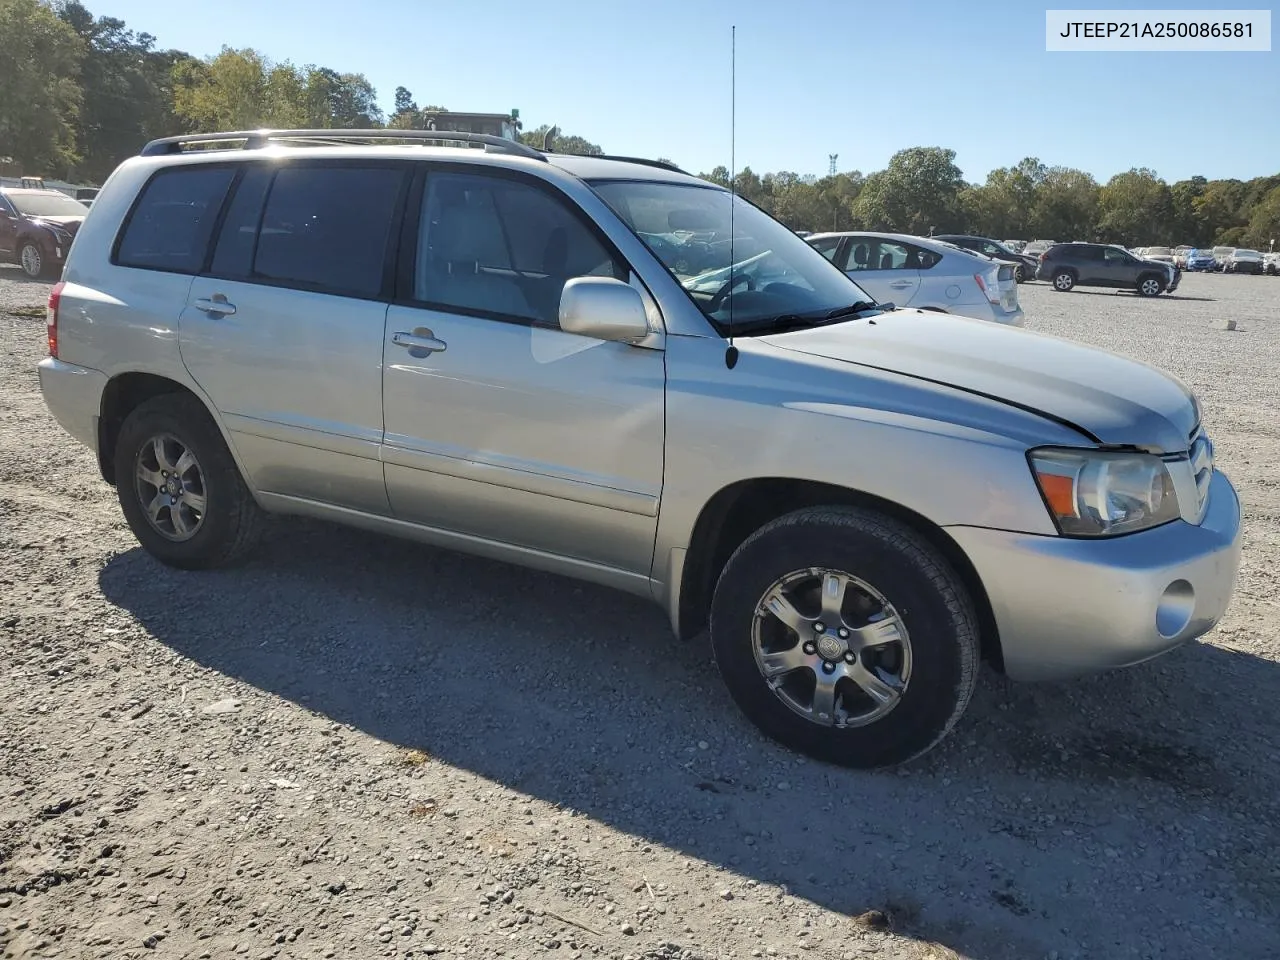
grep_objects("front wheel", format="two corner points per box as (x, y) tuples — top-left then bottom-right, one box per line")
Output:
(1136, 275), (1165, 297)
(113, 393), (264, 569)
(18, 241), (50, 279)
(709, 506), (980, 769)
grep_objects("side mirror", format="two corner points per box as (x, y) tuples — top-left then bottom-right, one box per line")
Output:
(558, 277), (649, 342)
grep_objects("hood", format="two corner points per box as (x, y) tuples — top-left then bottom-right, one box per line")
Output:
(760, 310), (1198, 453)
(29, 216), (83, 237)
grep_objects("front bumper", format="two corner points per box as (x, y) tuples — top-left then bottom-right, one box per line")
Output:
(1167, 268), (1181, 291)
(1230, 261), (1262, 274)
(37, 357), (107, 454)
(946, 469), (1242, 681)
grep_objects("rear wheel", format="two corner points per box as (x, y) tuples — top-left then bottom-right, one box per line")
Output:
(1051, 269), (1075, 292)
(1013, 263), (1026, 283)
(113, 394), (263, 569)
(1136, 274), (1165, 297)
(709, 506), (980, 769)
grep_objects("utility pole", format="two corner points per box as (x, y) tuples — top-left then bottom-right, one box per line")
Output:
(828, 154), (837, 176)
(829, 154), (839, 230)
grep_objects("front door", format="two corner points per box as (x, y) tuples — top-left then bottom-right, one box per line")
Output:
(0, 196), (17, 257)
(381, 167), (666, 577)
(178, 160), (411, 514)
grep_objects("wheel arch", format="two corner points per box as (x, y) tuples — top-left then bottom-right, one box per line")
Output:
(98, 372), (241, 488)
(674, 477), (1003, 671)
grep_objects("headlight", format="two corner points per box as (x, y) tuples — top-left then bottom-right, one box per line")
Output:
(1029, 448), (1181, 537)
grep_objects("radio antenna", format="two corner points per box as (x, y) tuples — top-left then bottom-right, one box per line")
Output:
(725, 24), (739, 370)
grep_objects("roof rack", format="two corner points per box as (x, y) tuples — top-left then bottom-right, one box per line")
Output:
(138, 128), (547, 161)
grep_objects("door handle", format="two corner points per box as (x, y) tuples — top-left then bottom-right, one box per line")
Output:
(194, 294), (236, 316)
(392, 330), (448, 355)
(889, 280), (913, 288)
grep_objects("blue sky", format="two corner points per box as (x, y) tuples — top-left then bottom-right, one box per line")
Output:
(105, 0), (1277, 184)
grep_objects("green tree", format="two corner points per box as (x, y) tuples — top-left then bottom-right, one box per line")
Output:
(854, 147), (965, 234)
(1193, 179), (1247, 243)
(1096, 167), (1173, 244)
(1170, 176), (1208, 245)
(56, 1), (187, 182)
(1244, 186), (1280, 250)
(0, 0), (84, 174)
(1030, 166), (1099, 240)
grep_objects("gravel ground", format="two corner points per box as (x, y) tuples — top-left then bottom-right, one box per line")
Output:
(2, 265), (1279, 960)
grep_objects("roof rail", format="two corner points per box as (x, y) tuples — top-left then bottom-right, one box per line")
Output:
(138, 128), (547, 161)
(581, 154), (689, 174)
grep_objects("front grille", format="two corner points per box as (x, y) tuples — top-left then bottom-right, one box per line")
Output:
(1188, 423), (1214, 514)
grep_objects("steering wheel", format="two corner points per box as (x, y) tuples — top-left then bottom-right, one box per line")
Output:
(708, 273), (756, 313)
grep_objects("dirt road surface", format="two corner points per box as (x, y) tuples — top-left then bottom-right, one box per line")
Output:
(2, 267), (1278, 960)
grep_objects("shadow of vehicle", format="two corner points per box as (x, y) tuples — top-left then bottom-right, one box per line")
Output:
(0, 263), (56, 287)
(99, 517), (1280, 960)
(1060, 288), (1218, 303)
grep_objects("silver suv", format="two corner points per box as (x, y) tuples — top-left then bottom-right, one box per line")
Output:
(38, 129), (1242, 768)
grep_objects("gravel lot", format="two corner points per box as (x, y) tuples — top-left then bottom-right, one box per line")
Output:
(2, 266), (1279, 960)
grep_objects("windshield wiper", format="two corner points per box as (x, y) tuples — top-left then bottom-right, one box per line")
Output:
(738, 302), (882, 335)
(824, 300), (881, 320)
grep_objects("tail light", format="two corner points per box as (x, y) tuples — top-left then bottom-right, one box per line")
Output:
(1038, 252), (1047, 262)
(974, 269), (1001, 304)
(47, 281), (64, 358)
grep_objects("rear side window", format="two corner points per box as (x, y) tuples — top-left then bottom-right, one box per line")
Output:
(115, 167), (236, 273)
(252, 165), (405, 298)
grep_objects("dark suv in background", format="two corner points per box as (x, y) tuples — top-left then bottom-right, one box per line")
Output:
(934, 234), (1039, 283)
(1035, 242), (1179, 297)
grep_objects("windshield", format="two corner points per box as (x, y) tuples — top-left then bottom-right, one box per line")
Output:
(8, 191), (89, 218)
(588, 179), (875, 335)
(1235, 249), (1260, 257)
(1146, 247), (1172, 255)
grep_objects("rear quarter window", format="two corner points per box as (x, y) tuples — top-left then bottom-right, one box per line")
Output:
(114, 166), (236, 273)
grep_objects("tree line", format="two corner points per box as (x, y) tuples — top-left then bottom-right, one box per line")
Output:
(3, 0), (1277, 250)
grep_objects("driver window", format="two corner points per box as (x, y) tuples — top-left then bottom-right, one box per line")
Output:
(416, 173), (626, 327)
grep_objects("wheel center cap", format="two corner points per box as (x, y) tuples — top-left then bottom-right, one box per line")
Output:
(816, 633), (845, 661)
(166, 478), (181, 496)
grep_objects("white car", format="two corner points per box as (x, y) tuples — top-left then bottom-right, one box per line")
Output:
(1211, 246), (1236, 269)
(806, 232), (1023, 325)
(1143, 246), (1176, 266)
(1264, 252), (1279, 276)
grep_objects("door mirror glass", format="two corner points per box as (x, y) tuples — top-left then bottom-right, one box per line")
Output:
(558, 277), (649, 342)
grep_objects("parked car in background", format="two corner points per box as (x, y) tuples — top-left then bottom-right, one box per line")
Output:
(1186, 248), (1218, 272)
(0, 186), (91, 279)
(1143, 246), (1176, 266)
(36, 127), (1241, 769)
(1264, 252), (1279, 275)
(1022, 240), (1054, 259)
(1173, 245), (1193, 268)
(1035, 242), (1180, 296)
(1211, 246), (1236, 269)
(1226, 249), (1264, 274)
(806, 231), (1023, 324)
(1003, 239), (1026, 253)
(934, 234), (1039, 282)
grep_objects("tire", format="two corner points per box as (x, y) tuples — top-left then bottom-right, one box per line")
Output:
(1013, 264), (1026, 283)
(18, 241), (51, 280)
(1051, 269), (1075, 292)
(113, 393), (263, 569)
(1136, 274), (1165, 297)
(708, 506), (980, 769)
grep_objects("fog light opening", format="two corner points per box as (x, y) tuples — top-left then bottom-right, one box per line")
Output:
(1156, 579), (1195, 640)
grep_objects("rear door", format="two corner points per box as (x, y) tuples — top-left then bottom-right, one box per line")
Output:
(850, 238), (922, 306)
(178, 159), (410, 515)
